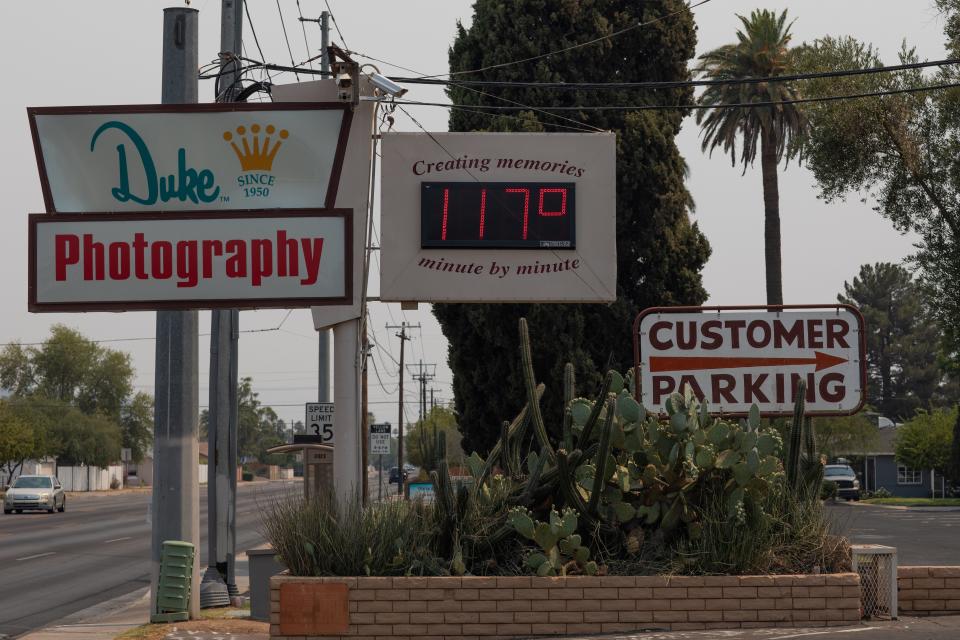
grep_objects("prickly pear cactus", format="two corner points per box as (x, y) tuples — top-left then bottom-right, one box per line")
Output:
(508, 508), (598, 576)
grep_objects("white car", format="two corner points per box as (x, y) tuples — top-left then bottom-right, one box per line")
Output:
(823, 465), (861, 501)
(3, 475), (66, 514)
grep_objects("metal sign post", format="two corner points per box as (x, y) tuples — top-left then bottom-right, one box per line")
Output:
(369, 423), (390, 501)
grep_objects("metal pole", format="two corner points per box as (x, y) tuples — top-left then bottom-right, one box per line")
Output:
(208, 0), (243, 596)
(332, 320), (361, 507)
(320, 11), (330, 73)
(361, 324), (369, 504)
(152, 7), (200, 619)
(316, 10), (332, 405)
(397, 325), (406, 496)
(378, 453), (382, 501)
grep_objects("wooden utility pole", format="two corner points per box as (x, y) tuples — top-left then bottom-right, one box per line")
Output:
(386, 322), (417, 495)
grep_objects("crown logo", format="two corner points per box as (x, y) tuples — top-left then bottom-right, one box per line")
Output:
(223, 124), (288, 172)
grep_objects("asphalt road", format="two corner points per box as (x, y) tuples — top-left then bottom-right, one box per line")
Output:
(826, 501), (960, 564)
(0, 481), (298, 639)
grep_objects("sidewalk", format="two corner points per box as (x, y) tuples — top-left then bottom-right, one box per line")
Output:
(19, 555), (258, 640)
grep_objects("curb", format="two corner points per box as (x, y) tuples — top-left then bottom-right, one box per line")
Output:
(849, 501), (960, 512)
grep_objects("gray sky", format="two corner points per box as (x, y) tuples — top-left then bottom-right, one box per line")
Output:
(0, 1), (947, 430)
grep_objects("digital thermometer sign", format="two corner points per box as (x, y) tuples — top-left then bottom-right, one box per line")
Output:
(420, 182), (575, 249)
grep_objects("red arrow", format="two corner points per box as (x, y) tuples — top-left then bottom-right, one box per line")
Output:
(649, 351), (848, 373)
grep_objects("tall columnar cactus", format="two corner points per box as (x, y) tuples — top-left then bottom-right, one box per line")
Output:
(784, 380), (823, 500)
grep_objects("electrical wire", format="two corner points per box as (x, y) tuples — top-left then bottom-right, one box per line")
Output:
(413, 0), (716, 80)
(396, 81), (960, 112)
(0, 312), (297, 348)
(391, 57), (960, 90)
(346, 50), (604, 134)
(243, 2), (274, 85)
(295, 0), (314, 70)
(324, 0), (349, 50)
(276, 0), (300, 81)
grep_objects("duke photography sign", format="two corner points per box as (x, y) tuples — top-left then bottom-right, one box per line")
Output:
(28, 103), (350, 212)
(379, 132), (616, 303)
(29, 210), (351, 311)
(635, 306), (866, 416)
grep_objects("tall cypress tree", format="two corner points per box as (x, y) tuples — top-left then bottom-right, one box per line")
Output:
(435, 0), (711, 454)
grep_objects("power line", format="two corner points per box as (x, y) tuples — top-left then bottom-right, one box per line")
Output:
(323, 0), (349, 50)
(413, 0), (716, 80)
(391, 57), (960, 90)
(276, 0), (300, 81)
(395, 81), (960, 113)
(295, 0), (314, 70)
(0, 312), (297, 348)
(243, 1), (273, 84)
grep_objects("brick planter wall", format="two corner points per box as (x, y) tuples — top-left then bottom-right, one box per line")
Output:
(269, 573), (860, 639)
(898, 567), (960, 615)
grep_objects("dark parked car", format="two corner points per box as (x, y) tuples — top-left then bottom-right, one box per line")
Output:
(388, 467), (407, 484)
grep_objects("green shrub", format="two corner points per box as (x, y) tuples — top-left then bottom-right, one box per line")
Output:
(259, 489), (443, 576)
(820, 480), (838, 501)
(242, 472), (254, 482)
(872, 487), (892, 499)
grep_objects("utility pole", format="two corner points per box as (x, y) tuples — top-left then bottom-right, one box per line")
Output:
(207, 0), (242, 599)
(316, 11), (332, 407)
(407, 361), (436, 423)
(153, 6), (200, 619)
(387, 322), (417, 495)
(361, 320), (369, 504)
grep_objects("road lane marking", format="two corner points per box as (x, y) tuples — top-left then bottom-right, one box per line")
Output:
(16, 552), (55, 561)
(104, 536), (132, 543)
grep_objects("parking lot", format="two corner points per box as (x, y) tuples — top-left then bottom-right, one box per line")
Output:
(827, 502), (960, 565)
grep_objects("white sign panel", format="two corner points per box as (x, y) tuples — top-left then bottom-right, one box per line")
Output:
(379, 132), (616, 303)
(29, 211), (350, 311)
(370, 423), (391, 455)
(305, 402), (335, 446)
(637, 306), (866, 416)
(28, 104), (349, 212)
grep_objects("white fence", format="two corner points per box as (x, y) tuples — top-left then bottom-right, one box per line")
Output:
(57, 465), (124, 491)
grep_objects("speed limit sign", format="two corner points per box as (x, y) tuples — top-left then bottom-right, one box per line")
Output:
(301, 402), (335, 445)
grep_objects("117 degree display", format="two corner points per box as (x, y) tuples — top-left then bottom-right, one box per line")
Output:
(420, 182), (576, 249)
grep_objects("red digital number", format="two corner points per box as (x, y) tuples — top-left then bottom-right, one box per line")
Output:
(479, 188), (487, 239)
(441, 188), (450, 240)
(538, 187), (567, 217)
(504, 187), (530, 240)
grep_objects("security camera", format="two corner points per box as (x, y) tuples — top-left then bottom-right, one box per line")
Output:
(336, 71), (353, 101)
(369, 72), (408, 98)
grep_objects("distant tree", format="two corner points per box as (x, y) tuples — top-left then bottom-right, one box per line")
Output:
(0, 325), (134, 419)
(895, 407), (957, 476)
(234, 377), (284, 461)
(120, 392), (153, 463)
(0, 400), (37, 482)
(438, 0), (710, 454)
(694, 9), (805, 305)
(838, 263), (945, 420)
(815, 413), (878, 461)
(0, 326), (142, 469)
(792, 22), (960, 481)
(49, 408), (122, 468)
(406, 406), (466, 472)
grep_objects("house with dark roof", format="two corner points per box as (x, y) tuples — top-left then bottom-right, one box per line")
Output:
(840, 426), (943, 498)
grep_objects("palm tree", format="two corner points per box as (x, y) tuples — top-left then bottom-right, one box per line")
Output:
(694, 9), (805, 306)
